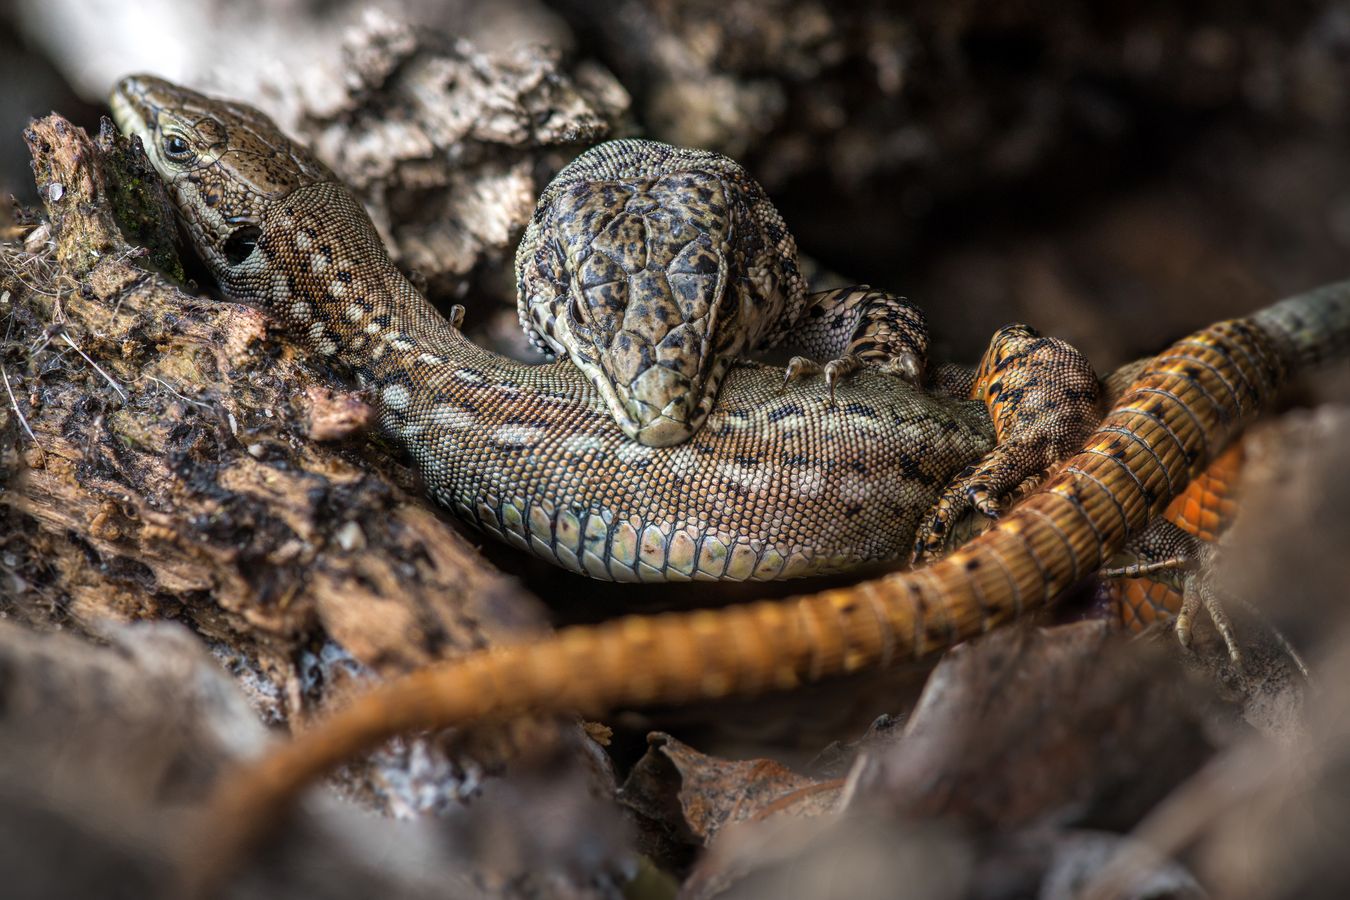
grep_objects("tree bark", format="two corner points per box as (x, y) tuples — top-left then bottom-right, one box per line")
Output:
(1, 114), (574, 809)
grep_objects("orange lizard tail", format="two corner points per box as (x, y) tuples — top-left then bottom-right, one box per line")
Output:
(192, 282), (1350, 891)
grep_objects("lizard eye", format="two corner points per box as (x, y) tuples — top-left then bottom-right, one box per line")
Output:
(222, 225), (262, 265)
(162, 134), (194, 161)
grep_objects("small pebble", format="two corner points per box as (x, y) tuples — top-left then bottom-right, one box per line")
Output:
(335, 520), (366, 552)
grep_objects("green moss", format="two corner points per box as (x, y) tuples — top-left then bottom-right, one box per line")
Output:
(99, 118), (187, 283)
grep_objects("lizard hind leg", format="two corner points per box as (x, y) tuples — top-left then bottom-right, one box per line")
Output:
(1100, 517), (1252, 667)
(1100, 444), (1305, 673)
(782, 286), (928, 402)
(914, 323), (1101, 562)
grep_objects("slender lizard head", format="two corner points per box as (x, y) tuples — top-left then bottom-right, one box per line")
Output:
(110, 74), (334, 297)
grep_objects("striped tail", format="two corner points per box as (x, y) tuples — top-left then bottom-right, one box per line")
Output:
(196, 281), (1350, 885)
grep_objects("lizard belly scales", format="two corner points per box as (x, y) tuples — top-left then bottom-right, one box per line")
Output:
(247, 183), (991, 580)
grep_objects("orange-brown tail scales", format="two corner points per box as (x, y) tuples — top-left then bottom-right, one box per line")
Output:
(1114, 441), (1244, 631)
(195, 282), (1350, 889)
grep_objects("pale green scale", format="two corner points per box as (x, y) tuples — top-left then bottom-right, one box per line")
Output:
(696, 537), (729, 578)
(609, 560), (639, 583)
(581, 514), (610, 579)
(555, 546), (584, 575)
(527, 502), (557, 562)
(753, 548), (786, 579)
(583, 551), (608, 580)
(725, 543), (757, 581)
(638, 524), (666, 572)
(475, 499), (499, 539)
(782, 552), (811, 579)
(500, 500), (529, 551)
(555, 509), (583, 557)
(609, 520), (640, 568)
(667, 530), (698, 578)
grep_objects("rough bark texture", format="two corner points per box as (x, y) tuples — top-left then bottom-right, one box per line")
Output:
(1, 111), (612, 819)
(295, 11), (629, 295)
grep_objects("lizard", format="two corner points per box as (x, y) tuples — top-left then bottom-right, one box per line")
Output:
(186, 282), (1348, 890)
(514, 137), (929, 447)
(110, 73), (1100, 584)
(107, 75), (1350, 881)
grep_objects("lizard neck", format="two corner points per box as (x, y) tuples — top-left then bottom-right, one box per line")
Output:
(253, 182), (477, 383)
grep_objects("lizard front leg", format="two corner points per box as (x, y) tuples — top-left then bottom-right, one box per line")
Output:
(781, 286), (928, 400)
(914, 323), (1101, 561)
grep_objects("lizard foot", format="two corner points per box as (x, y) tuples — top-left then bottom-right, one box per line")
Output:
(912, 441), (1048, 560)
(914, 323), (1100, 562)
(782, 351), (922, 404)
(1101, 518), (1244, 666)
(1108, 552), (1311, 678)
(782, 286), (927, 404)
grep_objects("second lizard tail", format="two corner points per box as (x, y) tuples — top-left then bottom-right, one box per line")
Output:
(195, 283), (1350, 881)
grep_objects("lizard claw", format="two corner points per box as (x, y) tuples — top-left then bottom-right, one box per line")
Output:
(1175, 570), (1243, 668)
(783, 353), (912, 406)
(822, 356), (863, 404)
(878, 351), (924, 387)
(783, 355), (822, 392)
(913, 473), (997, 563)
(966, 484), (1003, 519)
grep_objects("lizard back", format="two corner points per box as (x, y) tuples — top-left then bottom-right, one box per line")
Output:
(270, 184), (994, 581)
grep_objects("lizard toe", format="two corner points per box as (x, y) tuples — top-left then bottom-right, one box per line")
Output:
(782, 355), (822, 390)
(822, 355), (863, 404)
(879, 351), (924, 387)
(914, 471), (993, 563)
(783, 353), (918, 406)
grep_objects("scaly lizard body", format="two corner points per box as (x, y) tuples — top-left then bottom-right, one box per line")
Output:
(108, 76), (1350, 881)
(112, 76), (1004, 582)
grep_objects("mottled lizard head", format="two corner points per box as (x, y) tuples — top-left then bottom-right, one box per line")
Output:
(517, 140), (798, 447)
(110, 74), (333, 295)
